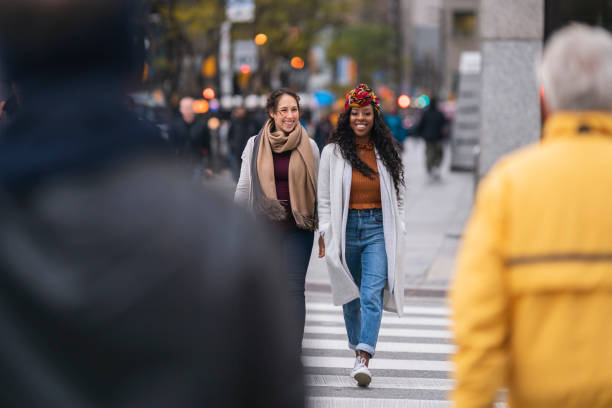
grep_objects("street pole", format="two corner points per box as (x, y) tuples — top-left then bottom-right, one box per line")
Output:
(219, 21), (233, 99)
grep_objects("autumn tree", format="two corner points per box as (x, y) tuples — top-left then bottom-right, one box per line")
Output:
(326, 23), (395, 88)
(146, 0), (346, 103)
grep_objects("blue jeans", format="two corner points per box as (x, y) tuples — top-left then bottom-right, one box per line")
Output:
(343, 208), (387, 357)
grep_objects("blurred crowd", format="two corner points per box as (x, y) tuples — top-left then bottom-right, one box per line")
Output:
(110, 96), (451, 186)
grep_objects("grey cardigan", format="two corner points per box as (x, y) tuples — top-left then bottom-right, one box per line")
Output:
(317, 143), (406, 315)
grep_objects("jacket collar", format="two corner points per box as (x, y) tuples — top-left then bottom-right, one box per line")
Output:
(542, 112), (612, 142)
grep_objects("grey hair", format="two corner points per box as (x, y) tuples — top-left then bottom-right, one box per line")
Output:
(539, 24), (612, 112)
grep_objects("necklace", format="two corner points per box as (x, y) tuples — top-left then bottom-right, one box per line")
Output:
(355, 141), (373, 155)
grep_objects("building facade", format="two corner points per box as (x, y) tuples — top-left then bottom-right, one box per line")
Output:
(440, 0), (480, 99)
(478, 0), (612, 176)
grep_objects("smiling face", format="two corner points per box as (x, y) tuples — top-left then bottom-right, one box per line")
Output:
(270, 93), (299, 134)
(349, 104), (374, 139)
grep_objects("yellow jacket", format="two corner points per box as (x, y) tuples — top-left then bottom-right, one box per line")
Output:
(451, 112), (612, 408)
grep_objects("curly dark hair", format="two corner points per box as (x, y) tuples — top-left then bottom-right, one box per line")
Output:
(329, 107), (405, 200)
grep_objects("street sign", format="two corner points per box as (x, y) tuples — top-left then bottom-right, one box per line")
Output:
(233, 40), (258, 73)
(336, 56), (356, 85)
(459, 52), (481, 75)
(226, 0), (255, 23)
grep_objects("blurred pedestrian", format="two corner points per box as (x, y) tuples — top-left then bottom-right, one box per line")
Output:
(299, 108), (312, 133)
(317, 84), (406, 387)
(0, 1), (304, 407)
(234, 89), (319, 351)
(169, 96), (212, 180)
(451, 24), (612, 408)
(314, 111), (334, 151)
(415, 97), (446, 179)
(228, 106), (259, 182)
(383, 105), (407, 150)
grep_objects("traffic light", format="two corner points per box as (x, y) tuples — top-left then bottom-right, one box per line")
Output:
(240, 64), (251, 74)
(202, 56), (217, 78)
(202, 88), (215, 99)
(254, 33), (268, 46)
(291, 57), (305, 69)
(192, 99), (209, 114)
(418, 94), (430, 108)
(207, 117), (220, 130)
(397, 94), (411, 109)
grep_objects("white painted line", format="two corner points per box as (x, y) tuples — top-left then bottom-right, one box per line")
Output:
(302, 338), (455, 354)
(307, 397), (452, 408)
(401, 306), (451, 316)
(306, 313), (450, 327)
(306, 303), (450, 316)
(304, 325), (453, 339)
(305, 303), (342, 312)
(302, 356), (453, 372)
(306, 374), (454, 390)
(308, 399), (506, 408)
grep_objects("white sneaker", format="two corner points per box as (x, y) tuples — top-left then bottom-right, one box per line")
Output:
(350, 355), (372, 387)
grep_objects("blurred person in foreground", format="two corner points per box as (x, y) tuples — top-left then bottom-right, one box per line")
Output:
(415, 97), (446, 179)
(169, 96), (212, 181)
(0, 1), (304, 407)
(451, 24), (612, 408)
(0, 80), (19, 136)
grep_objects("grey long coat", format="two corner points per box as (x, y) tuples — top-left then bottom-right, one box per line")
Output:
(317, 143), (406, 315)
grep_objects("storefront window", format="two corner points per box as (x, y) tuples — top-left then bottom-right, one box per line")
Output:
(453, 11), (477, 38)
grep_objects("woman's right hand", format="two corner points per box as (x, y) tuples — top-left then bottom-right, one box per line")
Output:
(318, 236), (325, 258)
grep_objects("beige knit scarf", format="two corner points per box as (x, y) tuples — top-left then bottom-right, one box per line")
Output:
(254, 119), (317, 230)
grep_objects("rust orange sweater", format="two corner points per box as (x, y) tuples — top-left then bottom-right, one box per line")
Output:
(349, 142), (382, 209)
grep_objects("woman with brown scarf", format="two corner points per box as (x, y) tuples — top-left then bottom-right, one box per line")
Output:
(234, 89), (319, 350)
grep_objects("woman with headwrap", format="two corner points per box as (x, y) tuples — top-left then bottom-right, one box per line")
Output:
(234, 89), (319, 350)
(317, 84), (406, 387)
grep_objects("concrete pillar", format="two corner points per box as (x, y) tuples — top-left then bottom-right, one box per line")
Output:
(478, 0), (544, 176)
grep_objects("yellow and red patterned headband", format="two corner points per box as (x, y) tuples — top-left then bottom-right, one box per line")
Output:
(344, 83), (381, 113)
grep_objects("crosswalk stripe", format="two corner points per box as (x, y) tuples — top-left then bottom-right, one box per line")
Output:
(304, 325), (452, 339)
(304, 325), (453, 339)
(306, 303), (451, 316)
(308, 397), (452, 408)
(302, 356), (453, 371)
(307, 397), (507, 408)
(306, 313), (450, 327)
(306, 375), (453, 390)
(304, 297), (461, 406)
(302, 338), (455, 354)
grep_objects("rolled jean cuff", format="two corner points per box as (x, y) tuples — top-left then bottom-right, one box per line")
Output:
(356, 343), (376, 358)
(348, 342), (357, 351)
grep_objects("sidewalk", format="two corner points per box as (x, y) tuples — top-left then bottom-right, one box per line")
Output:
(306, 138), (475, 297)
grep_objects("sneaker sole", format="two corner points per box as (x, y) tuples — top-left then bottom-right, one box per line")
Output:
(354, 372), (371, 387)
